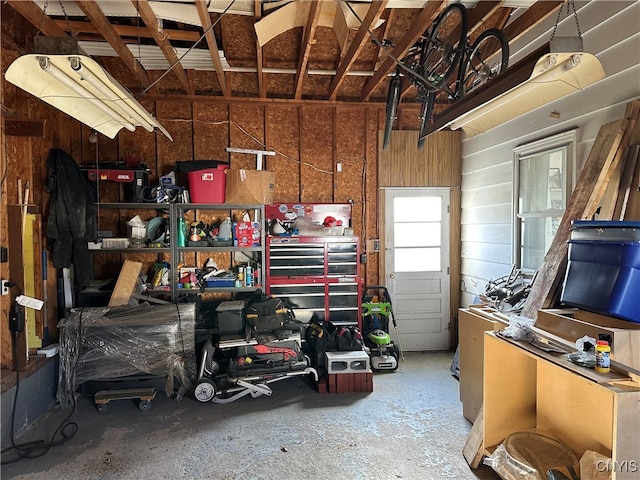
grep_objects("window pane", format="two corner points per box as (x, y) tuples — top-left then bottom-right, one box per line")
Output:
(394, 247), (441, 272)
(519, 216), (562, 270)
(520, 148), (567, 214)
(394, 222), (441, 247)
(394, 197), (442, 222)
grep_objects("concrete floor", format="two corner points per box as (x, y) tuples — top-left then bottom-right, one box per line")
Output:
(1, 352), (499, 480)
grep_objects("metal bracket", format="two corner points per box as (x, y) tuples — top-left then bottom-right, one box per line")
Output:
(225, 147), (275, 170)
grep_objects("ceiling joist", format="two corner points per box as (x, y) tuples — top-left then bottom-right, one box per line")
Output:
(76, 1), (151, 91)
(195, 0), (228, 97)
(328, 0), (389, 101)
(133, 0), (193, 95)
(294, 1), (321, 100)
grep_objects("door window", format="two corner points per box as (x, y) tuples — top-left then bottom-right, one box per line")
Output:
(393, 196), (442, 272)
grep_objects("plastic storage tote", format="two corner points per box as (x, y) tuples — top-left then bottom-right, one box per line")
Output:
(561, 221), (640, 323)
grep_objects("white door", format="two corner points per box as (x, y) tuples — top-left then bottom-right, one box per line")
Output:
(384, 188), (450, 351)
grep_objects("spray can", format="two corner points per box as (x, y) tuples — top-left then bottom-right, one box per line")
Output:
(245, 266), (253, 287)
(595, 340), (611, 373)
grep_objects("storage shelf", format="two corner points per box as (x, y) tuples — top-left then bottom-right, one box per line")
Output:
(92, 247), (170, 254)
(88, 202), (266, 303)
(177, 286), (262, 295)
(177, 246), (262, 253)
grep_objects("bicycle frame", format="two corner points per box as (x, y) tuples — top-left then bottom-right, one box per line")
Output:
(382, 3), (508, 150)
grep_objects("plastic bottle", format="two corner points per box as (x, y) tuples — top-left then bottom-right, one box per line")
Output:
(177, 217), (187, 247)
(219, 217), (232, 241)
(595, 340), (611, 373)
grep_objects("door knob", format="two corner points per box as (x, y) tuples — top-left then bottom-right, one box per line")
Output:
(389, 273), (395, 279)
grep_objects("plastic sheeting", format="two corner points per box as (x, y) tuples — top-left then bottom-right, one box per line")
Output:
(57, 303), (196, 407)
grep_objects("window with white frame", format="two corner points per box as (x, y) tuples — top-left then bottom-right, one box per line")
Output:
(513, 129), (577, 270)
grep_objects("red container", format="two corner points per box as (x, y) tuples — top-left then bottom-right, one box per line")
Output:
(187, 164), (229, 203)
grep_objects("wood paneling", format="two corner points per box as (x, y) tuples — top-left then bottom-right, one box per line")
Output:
(378, 129), (461, 187)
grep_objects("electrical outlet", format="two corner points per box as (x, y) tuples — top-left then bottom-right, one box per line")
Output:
(1, 280), (11, 296)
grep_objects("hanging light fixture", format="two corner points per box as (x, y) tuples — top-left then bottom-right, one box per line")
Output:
(5, 54), (172, 140)
(443, 49), (605, 138)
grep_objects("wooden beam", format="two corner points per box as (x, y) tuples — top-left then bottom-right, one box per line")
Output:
(133, 0), (193, 95)
(4, 119), (46, 137)
(55, 20), (202, 42)
(195, 0), (228, 97)
(255, 0), (266, 98)
(613, 146), (640, 219)
(328, 1), (389, 101)
(466, 1), (502, 37)
(520, 100), (640, 319)
(361, 1), (445, 101)
(372, 7), (394, 71)
(75, 1), (150, 90)
(294, 1), (321, 100)
(502, 0), (562, 43)
(6, 0), (68, 37)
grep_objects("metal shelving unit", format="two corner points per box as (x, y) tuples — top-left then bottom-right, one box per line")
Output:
(90, 202), (266, 303)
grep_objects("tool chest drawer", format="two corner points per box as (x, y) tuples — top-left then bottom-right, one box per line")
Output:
(267, 278), (362, 328)
(266, 236), (360, 278)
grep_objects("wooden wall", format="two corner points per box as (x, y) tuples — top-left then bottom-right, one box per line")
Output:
(0, 86), (463, 367)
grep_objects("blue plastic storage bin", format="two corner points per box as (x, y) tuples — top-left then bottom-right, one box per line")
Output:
(561, 238), (640, 323)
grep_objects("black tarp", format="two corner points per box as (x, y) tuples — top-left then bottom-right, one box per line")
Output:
(45, 148), (97, 287)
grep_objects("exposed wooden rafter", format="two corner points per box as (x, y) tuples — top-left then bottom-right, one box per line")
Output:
(255, 0), (265, 99)
(55, 20), (202, 42)
(133, 0), (193, 95)
(466, 1), (503, 37)
(328, 0), (388, 101)
(294, 1), (321, 101)
(195, 0), (228, 97)
(502, 0), (563, 42)
(76, 1), (151, 91)
(3, 0), (567, 106)
(5, 0), (67, 37)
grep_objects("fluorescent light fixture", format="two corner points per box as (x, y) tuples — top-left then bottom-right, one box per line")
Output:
(444, 52), (605, 138)
(5, 54), (172, 140)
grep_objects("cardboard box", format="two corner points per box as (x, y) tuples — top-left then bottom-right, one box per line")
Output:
(225, 169), (275, 205)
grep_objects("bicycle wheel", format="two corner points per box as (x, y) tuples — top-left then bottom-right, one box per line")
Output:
(462, 28), (509, 96)
(419, 3), (468, 92)
(417, 93), (435, 150)
(383, 72), (402, 150)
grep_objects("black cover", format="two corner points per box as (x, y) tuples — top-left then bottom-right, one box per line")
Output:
(45, 148), (97, 286)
